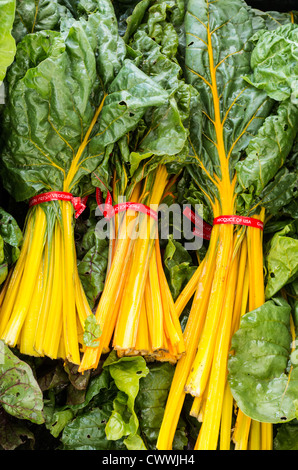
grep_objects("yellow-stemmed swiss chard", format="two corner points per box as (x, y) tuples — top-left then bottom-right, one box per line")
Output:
(79, 0), (199, 371)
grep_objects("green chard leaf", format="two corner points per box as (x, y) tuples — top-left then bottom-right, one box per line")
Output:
(274, 420), (298, 450)
(228, 297), (298, 424)
(163, 236), (197, 301)
(244, 23), (298, 104)
(0, 0), (16, 85)
(184, 0), (279, 209)
(103, 351), (149, 450)
(0, 408), (35, 450)
(0, 207), (23, 285)
(83, 314), (102, 348)
(265, 221), (298, 299)
(77, 217), (109, 309)
(0, 340), (44, 424)
(61, 407), (124, 450)
(12, 0), (66, 43)
(136, 361), (188, 450)
(236, 99), (298, 197)
(183, 0), (298, 219)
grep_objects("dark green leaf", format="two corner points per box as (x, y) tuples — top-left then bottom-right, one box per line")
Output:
(236, 99), (298, 196)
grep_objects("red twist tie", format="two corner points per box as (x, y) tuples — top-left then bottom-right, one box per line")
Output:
(29, 191), (89, 219)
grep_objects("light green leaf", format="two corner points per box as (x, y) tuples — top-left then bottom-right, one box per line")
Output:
(103, 351), (149, 449)
(265, 222), (298, 299)
(244, 23), (298, 104)
(0, 0), (16, 84)
(228, 298), (298, 424)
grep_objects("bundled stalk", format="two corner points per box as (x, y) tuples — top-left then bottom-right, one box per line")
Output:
(156, 0), (298, 450)
(0, 201), (89, 364)
(79, 164), (185, 372)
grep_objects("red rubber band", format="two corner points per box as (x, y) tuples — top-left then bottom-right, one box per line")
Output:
(183, 208), (263, 240)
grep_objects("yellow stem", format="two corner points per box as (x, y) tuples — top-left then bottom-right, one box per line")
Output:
(220, 382), (234, 450)
(249, 420), (261, 450)
(43, 221), (64, 359)
(195, 247), (239, 450)
(34, 238), (55, 355)
(63, 93), (108, 192)
(185, 224), (234, 398)
(1, 207), (46, 346)
(61, 201), (80, 364)
(79, 184), (141, 372)
(19, 255), (44, 357)
(0, 215), (33, 336)
(156, 225), (219, 450)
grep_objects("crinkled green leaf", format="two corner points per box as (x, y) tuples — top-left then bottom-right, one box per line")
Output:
(0, 341), (44, 424)
(228, 298), (298, 424)
(184, 0), (276, 201)
(122, 0), (151, 43)
(236, 99), (298, 196)
(0, 207), (23, 247)
(244, 23), (298, 104)
(12, 0), (65, 43)
(0, 208), (23, 285)
(256, 167), (298, 216)
(0, 0), (16, 84)
(44, 408), (74, 439)
(265, 221), (298, 299)
(125, 24), (191, 175)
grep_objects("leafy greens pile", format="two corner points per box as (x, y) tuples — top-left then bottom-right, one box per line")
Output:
(0, 0), (298, 452)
